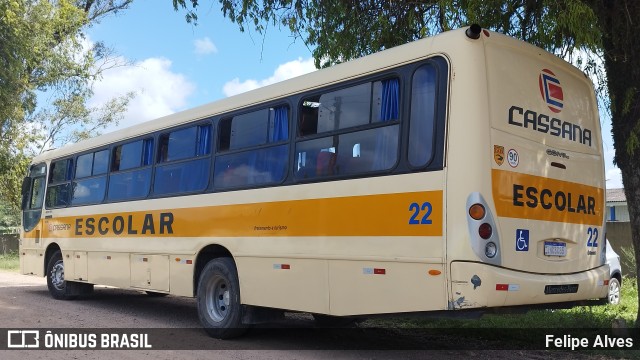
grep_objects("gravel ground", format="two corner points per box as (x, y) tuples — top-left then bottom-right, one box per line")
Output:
(0, 271), (629, 359)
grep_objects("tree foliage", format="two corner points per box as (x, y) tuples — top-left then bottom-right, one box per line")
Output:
(173, 0), (640, 323)
(0, 0), (134, 211)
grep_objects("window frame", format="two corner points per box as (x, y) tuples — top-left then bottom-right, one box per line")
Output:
(406, 60), (445, 171)
(70, 147), (110, 206)
(33, 55), (448, 205)
(106, 137), (155, 202)
(45, 158), (74, 209)
(151, 121), (214, 197)
(293, 74), (403, 182)
(214, 102), (291, 191)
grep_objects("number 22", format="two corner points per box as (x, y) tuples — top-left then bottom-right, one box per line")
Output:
(587, 227), (599, 247)
(409, 202), (432, 225)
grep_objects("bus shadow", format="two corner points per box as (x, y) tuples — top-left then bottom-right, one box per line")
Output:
(22, 286), (434, 349)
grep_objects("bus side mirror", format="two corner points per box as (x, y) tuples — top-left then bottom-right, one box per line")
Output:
(21, 177), (31, 210)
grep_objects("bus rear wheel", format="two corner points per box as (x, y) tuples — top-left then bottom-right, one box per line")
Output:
(197, 258), (247, 339)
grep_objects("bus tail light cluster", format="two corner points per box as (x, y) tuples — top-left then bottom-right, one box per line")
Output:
(466, 193), (501, 264)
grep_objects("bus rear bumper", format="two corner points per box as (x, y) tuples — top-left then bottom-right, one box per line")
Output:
(449, 261), (609, 310)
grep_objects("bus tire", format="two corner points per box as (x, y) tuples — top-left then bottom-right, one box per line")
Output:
(46, 250), (75, 300)
(197, 258), (247, 339)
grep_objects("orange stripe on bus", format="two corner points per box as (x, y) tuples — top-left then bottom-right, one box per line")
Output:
(30, 191), (443, 239)
(492, 169), (604, 225)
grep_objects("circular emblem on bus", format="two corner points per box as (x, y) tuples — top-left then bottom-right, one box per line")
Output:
(538, 69), (564, 113)
(507, 149), (519, 168)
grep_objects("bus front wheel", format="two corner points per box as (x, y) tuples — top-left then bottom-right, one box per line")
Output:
(197, 257), (247, 339)
(46, 250), (74, 300)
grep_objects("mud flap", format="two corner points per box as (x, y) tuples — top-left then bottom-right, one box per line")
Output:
(66, 281), (94, 297)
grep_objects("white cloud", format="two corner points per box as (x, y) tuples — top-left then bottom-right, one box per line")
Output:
(606, 167), (623, 189)
(223, 57), (316, 97)
(90, 57), (196, 130)
(194, 37), (218, 55)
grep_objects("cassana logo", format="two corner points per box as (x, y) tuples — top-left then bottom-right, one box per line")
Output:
(538, 69), (564, 113)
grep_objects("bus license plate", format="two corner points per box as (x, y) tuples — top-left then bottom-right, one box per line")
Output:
(544, 242), (567, 257)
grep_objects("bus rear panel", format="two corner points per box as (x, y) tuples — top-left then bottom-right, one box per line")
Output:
(448, 30), (608, 310)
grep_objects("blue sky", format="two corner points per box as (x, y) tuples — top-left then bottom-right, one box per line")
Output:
(86, 0), (316, 126)
(84, 0), (622, 189)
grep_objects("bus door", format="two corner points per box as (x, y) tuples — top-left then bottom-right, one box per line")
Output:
(20, 163), (47, 275)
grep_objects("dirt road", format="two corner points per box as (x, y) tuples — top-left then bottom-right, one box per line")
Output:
(0, 271), (617, 359)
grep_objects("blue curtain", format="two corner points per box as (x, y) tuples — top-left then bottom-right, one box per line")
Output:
(258, 106), (288, 182)
(142, 139), (154, 166)
(270, 106), (289, 142)
(187, 125), (211, 191)
(373, 79), (399, 170)
(197, 125), (211, 156)
(380, 78), (399, 121)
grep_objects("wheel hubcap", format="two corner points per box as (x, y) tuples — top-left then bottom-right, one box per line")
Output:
(205, 275), (230, 322)
(609, 281), (620, 305)
(51, 260), (65, 290)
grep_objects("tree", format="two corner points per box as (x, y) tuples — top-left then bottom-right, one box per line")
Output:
(172, 0), (640, 324)
(0, 0), (134, 211)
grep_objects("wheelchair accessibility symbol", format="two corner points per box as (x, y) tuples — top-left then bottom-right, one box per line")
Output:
(516, 229), (529, 251)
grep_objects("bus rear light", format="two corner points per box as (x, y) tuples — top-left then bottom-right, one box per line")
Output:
(467, 192), (501, 264)
(478, 223), (492, 239)
(469, 203), (485, 220)
(485, 242), (497, 258)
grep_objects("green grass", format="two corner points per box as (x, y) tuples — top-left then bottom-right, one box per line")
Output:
(0, 251), (19, 272)
(365, 279), (638, 329)
(361, 278), (639, 355)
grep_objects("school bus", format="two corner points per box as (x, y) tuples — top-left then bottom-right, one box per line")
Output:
(20, 25), (609, 338)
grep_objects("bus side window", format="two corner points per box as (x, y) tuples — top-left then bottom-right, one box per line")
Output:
(215, 106), (289, 189)
(71, 149), (109, 206)
(46, 159), (73, 208)
(154, 125), (211, 196)
(295, 77), (399, 181)
(30, 178), (45, 209)
(408, 64), (437, 167)
(108, 139), (153, 201)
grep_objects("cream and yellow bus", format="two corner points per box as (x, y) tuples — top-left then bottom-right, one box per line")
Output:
(20, 25), (609, 338)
